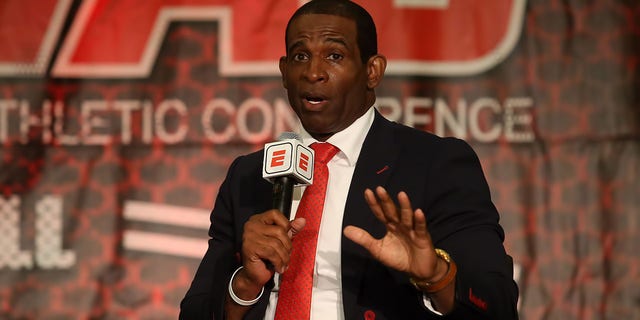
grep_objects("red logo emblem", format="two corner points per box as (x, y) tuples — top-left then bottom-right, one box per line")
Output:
(298, 152), (309, 171)
(1, 0), (525, 78)
(469, 288), (488, 310)
(270, 149), (286, 168)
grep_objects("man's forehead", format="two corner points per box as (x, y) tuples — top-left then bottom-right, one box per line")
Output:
(286, 14), (357, 41)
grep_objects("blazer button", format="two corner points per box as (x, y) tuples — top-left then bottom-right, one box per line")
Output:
(364, 310), (376, 320)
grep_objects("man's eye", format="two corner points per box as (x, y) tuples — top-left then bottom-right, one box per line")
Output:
(327, 53), (343, 61)
(293, 53), (308, 61)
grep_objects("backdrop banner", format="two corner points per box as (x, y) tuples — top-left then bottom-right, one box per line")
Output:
(1, 0), (638, 319)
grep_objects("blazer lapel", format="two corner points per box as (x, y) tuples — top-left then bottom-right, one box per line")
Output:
(341, 111), (400, 319)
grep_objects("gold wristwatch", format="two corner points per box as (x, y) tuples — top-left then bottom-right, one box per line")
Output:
(409, 248), (457, 293)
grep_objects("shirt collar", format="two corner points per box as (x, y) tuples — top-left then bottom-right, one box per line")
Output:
(298, 107), (375, 166)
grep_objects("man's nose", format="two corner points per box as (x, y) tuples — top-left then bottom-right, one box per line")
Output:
(303, 58), (327, 82)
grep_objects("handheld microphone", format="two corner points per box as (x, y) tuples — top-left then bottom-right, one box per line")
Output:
(262, 132), (314, 219)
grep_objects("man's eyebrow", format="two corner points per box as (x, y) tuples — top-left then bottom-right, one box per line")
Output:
(286, 36), (350, 53)
(325, 36), (349, 49)
(287, 39), (305, 53)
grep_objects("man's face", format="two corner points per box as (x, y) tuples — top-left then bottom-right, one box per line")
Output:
(280, 14), (372, 141)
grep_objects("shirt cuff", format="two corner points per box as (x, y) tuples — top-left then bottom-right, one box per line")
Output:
(422, 293), (444, 316)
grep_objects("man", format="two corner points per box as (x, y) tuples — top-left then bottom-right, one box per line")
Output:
(180, 0), (519, 319)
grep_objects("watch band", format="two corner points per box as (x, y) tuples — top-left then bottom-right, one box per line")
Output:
(409, 248), (457, 294)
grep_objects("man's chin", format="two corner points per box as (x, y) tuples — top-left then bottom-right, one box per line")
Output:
(303, 127), (335, 142)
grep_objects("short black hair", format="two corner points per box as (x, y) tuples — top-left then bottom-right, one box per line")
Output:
(285, 0), (378, 64)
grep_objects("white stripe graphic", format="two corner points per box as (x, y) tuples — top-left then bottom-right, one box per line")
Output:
(122, 200), (210, 258)
(123, 230), (207, 259)
(123, 200), (210, 230)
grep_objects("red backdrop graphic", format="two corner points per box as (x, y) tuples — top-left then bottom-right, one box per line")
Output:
(1, 0), (639, 319)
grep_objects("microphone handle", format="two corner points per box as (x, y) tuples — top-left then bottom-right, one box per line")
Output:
(272, 176), (295, 219)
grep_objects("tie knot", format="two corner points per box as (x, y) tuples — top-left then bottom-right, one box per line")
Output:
(311, 142), (339, 164)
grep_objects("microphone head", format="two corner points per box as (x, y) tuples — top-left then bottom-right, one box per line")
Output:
(277, 132), (301, 141)
(262, 133), (314, 185)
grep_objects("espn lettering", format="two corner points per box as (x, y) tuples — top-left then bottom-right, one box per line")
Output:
(263, 140), (314, 185)
(0, 0), (525, 77)
(265, 144), (293, 174)
(271, 150), (287, 168)
(298, 152), (309, 172)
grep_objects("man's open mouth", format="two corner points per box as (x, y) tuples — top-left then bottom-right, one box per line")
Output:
(306, 96), (325, 104)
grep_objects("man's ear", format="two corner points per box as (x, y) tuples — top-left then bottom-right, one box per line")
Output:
(366, 55), (387, 89)
(279, 56), (288, 89)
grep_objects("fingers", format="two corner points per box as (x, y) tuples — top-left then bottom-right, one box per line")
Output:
(242, 210), (301, 277)
(355, 188), (439, 277)
(397, 191), (415, 228)
(343, 225), (377, 252)
(413, 208), (428, 237)
(289, 217), (306, 237)
(259, 209), (292, 230)
(366, 186), (415, 228)
(364, 188), (387, 223)
(243, 225), (290, 273)
(375, 187), (400, 224)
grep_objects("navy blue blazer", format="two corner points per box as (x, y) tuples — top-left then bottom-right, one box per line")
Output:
(180, 110), (519, 319)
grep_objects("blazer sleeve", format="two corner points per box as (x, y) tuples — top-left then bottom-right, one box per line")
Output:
(422, 138), (519, 319)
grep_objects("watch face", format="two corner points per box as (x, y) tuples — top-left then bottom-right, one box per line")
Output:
(435, 248), (451, 262)
(410, 249), (456, 292)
